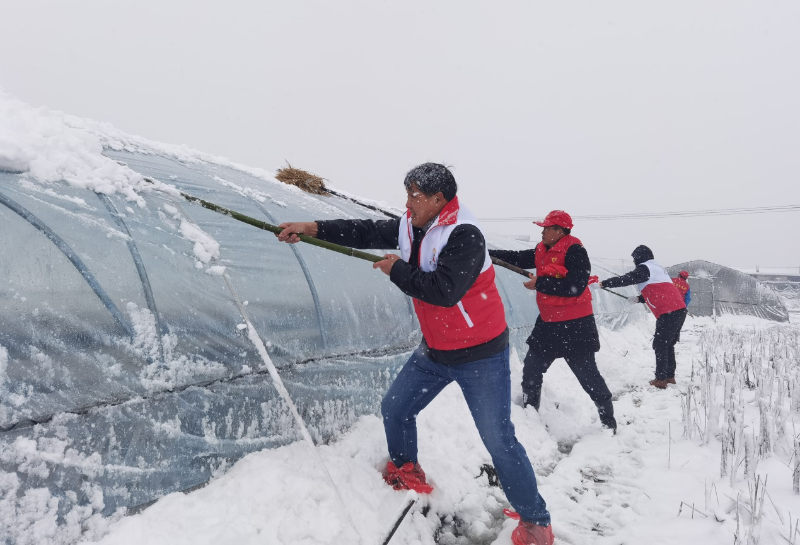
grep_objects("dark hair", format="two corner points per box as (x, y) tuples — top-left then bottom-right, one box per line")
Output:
(403, 163), (457, 201)
(547, 225), (571, 236)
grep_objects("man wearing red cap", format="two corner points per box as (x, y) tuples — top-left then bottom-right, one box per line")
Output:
(672, 271), (692, 309)
(490, 210), (616, 432)
(671, 270), (692, 338)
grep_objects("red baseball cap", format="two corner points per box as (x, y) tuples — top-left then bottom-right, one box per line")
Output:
(679, 270), (689, 279)
(534, 210), (573, 229)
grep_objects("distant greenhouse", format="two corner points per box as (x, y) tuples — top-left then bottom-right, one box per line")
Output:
(666, 260), (789, 322)
(0, 145), (641, 538)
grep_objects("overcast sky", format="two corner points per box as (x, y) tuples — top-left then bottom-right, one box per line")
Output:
(1, 1), (798, 271)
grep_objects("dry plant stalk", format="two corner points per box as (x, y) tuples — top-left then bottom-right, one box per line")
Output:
(275, 164), (329, 195)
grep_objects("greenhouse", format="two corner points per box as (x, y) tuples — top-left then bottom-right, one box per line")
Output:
(0, 147), (642, 533)
(666, 260), (789, 322)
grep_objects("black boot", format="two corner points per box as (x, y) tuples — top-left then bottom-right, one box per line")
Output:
(596, 400), (617, 433)
(523, 389), (541, 411)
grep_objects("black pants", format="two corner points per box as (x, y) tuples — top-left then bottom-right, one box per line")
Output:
(522, 350), (613, 409)
(653, 308), (687, 380)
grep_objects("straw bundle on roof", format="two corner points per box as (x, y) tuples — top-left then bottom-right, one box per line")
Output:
(275, 165), (329, 195)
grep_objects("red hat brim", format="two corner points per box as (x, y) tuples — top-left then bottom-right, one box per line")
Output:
(534, 219), (572, 228)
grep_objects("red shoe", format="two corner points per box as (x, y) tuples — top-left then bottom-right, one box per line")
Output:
(504, 509), (555, 545)
(383, 461), (433, 494)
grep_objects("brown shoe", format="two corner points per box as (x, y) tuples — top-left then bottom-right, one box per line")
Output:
(666, 378), (676, 385)
(649, 379), (669, 389)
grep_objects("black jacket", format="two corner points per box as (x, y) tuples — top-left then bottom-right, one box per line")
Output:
(599, 244), (653, 302)
(489, 244), (600, 357)
(600, 266), (650, 290)
(316, 218), (508, 363)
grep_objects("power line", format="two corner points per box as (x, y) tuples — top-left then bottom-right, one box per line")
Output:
(479, 204), (800, 222)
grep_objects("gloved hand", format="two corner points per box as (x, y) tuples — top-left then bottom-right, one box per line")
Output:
(628, 296), (640, 304)
(587, 275), (599, 285)
(540, 264), (569, 278)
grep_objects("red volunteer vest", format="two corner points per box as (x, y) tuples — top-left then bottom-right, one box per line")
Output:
(534, 235), (594, 322)
(398, 197), (507, 351)
(672, 276), (689, 297)
(637, 260), (686, 318)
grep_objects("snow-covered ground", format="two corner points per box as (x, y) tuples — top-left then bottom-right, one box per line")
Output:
(81, 314), (800, 545)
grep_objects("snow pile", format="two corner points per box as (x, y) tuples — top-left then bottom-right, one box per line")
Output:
(0, 87), (276, 279)
(126, 303), (163, 363)
(0, 86), (401, 223)
(78, 316), (800, 545)
(0, 88), (229, 276)
(178, 220), (220, 265)
(0, 89), (158, 206)
(0, 88), (335, 202)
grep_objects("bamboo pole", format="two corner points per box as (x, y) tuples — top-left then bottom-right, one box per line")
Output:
(159, 181), (632, 295)
(490, 256), (530, 278)
(601, 286), (629, 299)
(153, 179), (539, 277)
(156, 181), (386, 263)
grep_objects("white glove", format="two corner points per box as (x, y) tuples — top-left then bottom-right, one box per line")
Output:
(628, 296), (640, 304)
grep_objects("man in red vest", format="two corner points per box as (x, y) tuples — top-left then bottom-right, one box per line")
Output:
(600, 246), (687, 389)
(489, 210), (616, 433)
(672, 271), (692, 308)
(670, 270), (692, 336)
(277, 163), (554, 545)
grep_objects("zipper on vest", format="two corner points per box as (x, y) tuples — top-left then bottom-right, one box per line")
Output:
(456, 301), (475, 328)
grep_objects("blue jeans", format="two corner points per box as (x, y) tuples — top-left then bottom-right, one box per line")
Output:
(380, 345), (551, 526)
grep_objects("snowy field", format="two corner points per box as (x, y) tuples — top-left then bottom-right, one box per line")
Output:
(82, 314), (800, 545)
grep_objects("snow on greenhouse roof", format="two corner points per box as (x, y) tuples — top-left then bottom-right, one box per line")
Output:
(0, 87), (402, 217)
